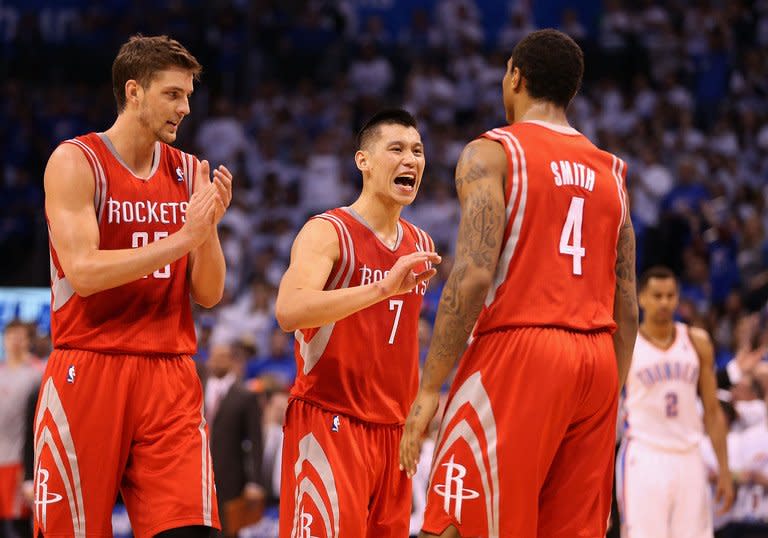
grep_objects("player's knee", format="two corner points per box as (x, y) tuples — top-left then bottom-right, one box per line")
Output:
(154, 525), (213, 538)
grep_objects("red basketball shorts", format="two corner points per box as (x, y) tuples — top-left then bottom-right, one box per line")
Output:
(0, 463), (30, 519)
(279, 398), (411, 538)
(33, 349), (219, 537)
(422, 327), (619, 538)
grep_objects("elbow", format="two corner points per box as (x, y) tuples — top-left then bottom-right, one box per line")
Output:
(275, 302), (297, 332)
(66, 263), (100, 297)
(195, 289), (224, 309)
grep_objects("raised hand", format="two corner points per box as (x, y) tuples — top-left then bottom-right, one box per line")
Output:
(377, 251), (441, 298)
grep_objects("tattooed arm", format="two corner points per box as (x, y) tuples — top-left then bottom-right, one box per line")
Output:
(613, 213), (639, 389)
(400, 138), (506, 476)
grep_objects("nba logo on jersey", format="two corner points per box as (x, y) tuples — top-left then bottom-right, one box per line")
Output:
(331, 415), (340, 432)
(66, 365), (76, 384)
(175, 166), (184, 182)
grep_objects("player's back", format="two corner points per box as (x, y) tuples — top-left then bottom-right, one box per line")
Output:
(624, 322), (703, 451)
(290, 207), (433, 425)
(48, 132), (197, 355)
(474, 121), (626, 335)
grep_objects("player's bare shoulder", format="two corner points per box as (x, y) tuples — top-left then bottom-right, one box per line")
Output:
(455, 138), (507, 193)
(688, 325), (715, 364)
(45, 142), (96, 191)
(291, 216), (341, 262)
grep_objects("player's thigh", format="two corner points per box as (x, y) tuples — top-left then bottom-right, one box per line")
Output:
(618, 442), (670, 538)
(120, 356), (218, 538)
(366, 425), (410, 538)
(34, 350), (132, 537)
(538, 332), (618, 538)
(278, 400), (368, 538)
(670, 451), (712, 538)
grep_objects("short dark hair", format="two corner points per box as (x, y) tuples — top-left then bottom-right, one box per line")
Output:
(511, 29), (584, 109)
(638, 265), (678, 292)
(112, 34), (202, 112)
(356, 109), (418, 150)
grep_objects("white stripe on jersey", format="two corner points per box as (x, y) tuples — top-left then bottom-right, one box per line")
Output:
(483, 129), (528, 307)
(611, 155), (627, 235)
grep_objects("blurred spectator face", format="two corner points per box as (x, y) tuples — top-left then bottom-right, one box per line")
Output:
(136, 68), (194, 144)
(639, 276), (679, 323)
(3, 323), (30, 359)
(208, 343), (235, 378)
(357, 123), (425, 206)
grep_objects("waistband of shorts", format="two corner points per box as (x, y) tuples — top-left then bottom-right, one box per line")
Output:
(476, 325), (613, 338)
(288, 396), (405, 429)
(51, 348), (192, 361)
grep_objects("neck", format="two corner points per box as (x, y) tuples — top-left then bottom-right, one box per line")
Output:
(641, 319), (676, 343)
(516, 100), (571, 127)
(5, 352), (28, 367)
(103, 114), (158, 174)
(349, 193), (402, 242)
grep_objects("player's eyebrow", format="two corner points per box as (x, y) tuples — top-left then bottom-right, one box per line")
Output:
(164, 85), (193, 96)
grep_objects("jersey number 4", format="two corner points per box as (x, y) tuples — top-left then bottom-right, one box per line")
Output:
(559, 196), (585, 275)
(131, 231), (171, 279)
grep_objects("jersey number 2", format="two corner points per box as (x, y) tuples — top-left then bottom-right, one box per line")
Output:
(388, 299), (403, 345)
(131, 231), (171, 279)
(559, 196), (585, 275)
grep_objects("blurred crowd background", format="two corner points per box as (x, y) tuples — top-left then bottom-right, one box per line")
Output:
(1, 0), (768, 536)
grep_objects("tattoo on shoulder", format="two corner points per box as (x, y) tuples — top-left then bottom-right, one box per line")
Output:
(455, 145), (489, 190)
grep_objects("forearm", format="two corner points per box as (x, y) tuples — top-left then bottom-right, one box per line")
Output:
(67, 230), (195, 296)
(190, 230), (226, 308)
(613, 303), (638, 388)
(276, 283), (387, 331)
(420, 263), (492, 393)
(704, 409), (730, 474)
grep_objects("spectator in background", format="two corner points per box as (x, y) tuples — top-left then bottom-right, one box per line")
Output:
(0, 320), (41, 538)
(200, 343), (266, 538)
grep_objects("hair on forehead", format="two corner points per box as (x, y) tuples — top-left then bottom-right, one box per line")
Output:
(639, 265), (678, 292)
(356, 108), (418, 150)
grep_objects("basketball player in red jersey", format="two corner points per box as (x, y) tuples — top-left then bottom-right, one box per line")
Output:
(400, 29), (639, 537)
(275, 109), (441, 538)
(35, 35), (231, 537)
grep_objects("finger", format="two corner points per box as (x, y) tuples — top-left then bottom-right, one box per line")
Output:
(216, 164), (233, 181)
(415, 268), (438, 283)
(194, 159), (211, 192)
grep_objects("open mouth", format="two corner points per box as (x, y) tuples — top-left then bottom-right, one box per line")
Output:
(394, 175), (416, 189)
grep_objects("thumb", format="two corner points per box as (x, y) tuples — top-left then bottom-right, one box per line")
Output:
(194, 159), (211, 193)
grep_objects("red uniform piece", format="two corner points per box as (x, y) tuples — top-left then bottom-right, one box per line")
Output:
(422, 121), (627, 537)
(34, 133), (217, 537)
(280, 207), (433, 538)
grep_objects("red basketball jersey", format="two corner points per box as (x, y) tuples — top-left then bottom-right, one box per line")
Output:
(474, 121), (627, 335)
(48, 132), (198, 354)
(290, 207), (434, 425)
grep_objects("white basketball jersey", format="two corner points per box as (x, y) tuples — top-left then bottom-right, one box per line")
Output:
(624, 322), (703, 451)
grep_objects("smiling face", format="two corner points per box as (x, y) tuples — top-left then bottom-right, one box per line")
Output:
(356, 123), (425, 206)
(132, 67), (194, 144)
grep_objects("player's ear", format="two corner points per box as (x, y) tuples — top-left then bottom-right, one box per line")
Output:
(125, 79), (141, 107)
(511, 67), (523, 92)
(355, 149), (369, 172)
